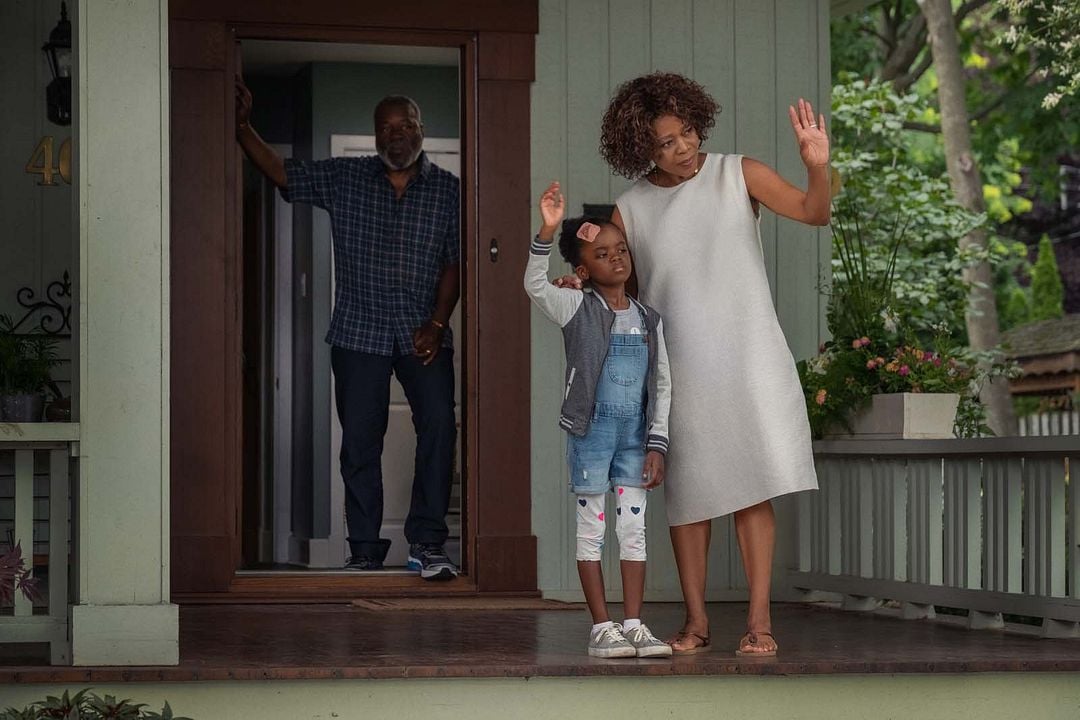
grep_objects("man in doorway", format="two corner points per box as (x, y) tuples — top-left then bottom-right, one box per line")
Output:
(235, 79), (460, 580)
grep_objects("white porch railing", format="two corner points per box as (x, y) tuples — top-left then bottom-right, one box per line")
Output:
(1020, 410), (1079, 437)
(0, 423), (78, 664)
(791, 436), (1080, 637)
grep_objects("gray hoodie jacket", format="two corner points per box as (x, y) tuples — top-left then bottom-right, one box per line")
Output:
(524, 236), (671, 455)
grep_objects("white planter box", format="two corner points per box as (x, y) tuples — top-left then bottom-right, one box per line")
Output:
(826, 392), (960, 440)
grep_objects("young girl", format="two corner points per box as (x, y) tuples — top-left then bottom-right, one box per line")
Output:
(524, 181), (672, 658)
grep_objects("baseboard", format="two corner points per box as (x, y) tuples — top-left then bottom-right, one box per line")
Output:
(70, 603), (179, 666)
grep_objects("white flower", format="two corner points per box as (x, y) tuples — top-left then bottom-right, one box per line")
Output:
(1042, 92), (1063, 109)
(881, 309), (899, 334)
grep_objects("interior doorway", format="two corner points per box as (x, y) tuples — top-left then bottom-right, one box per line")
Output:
(236, 39), (465, 574)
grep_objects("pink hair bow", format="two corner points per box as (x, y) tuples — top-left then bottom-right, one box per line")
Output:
(576, 222), (602, 242)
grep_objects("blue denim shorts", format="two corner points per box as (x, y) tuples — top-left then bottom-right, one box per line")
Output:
(566, 410), (647, 494)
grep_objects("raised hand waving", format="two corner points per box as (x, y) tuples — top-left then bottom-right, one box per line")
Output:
(788, 98), (829, 169)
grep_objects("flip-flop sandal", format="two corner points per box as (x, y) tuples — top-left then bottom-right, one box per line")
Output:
(670, 630), (712, 655)
(735, 631), (777, 657)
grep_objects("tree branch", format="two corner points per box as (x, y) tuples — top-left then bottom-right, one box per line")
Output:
(903, 120), (941, 133)
(955, 0), (991, 25)
(880, 12), (927, 82)
(970, 68), (1041, 120)
(893, 52), (934, 93)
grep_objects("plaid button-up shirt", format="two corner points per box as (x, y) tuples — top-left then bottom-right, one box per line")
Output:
(282, 152), (460, 356)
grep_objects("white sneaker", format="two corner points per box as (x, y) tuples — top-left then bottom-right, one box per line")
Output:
(623, 623), (673, 658)
(588, 623), (636, 658)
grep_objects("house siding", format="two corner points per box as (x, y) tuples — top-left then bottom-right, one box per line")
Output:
(529, 0), (831, 599)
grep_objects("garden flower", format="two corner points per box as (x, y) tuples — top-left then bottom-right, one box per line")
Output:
(815, 388), (827, 405)
(898, 365), (911, 376)
(866, 358), (878, 369)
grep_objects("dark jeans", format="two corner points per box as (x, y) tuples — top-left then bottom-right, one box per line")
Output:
(331, 346), (456, 561)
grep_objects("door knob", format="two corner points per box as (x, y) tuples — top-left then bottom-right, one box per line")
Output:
(489, 238), (499, 263)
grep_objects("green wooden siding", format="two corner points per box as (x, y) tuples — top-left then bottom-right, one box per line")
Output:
(529, 0), (831, 599)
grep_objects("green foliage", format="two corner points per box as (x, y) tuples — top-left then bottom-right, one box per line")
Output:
(0, 541), (39, 606)
(833, 0), (1080, 200)
(1029, 235), (1064, 321)
(829, 77), (986, 335)
(0, 315), (61, 396)
(1001, 283), (1031, 329)
(998, 0), (1080, 110)
(799, 75), (1020, 438)
(0, 690), (191, 720)
(992, 236), (1034, 331)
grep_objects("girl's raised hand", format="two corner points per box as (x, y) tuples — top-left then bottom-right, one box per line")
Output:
(539, 181), (565, 231)
(788, 98), (829, 169)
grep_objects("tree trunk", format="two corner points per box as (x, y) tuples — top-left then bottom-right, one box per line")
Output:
(919, 0), (1017, 436)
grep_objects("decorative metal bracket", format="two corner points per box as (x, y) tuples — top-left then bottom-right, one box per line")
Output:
(10, 271), (72, 336)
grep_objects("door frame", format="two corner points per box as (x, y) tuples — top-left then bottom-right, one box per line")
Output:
(169, 3), (537, 600)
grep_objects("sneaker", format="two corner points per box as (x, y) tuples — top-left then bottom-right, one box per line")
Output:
(623, 623), (673, 658)
(345, 556), (383, 571)
(407, 543), (458, 581)
(587, 623), (636, 658)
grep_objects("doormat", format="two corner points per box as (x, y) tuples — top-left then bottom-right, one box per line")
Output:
(351, 597), (581, 612)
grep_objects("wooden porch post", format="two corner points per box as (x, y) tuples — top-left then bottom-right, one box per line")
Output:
(70, 0), (179, 665)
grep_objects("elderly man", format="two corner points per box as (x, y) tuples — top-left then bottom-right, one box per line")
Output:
(236, 80), (460, 580)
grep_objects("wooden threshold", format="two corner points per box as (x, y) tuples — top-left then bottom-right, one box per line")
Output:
(169, 572), (515, 603)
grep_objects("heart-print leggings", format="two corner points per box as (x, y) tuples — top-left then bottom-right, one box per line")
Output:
(575, 486), (648, 562)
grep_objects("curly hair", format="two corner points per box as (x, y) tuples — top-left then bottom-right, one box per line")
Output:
(599, 72), (720, 179)
(558, 215), (610, 267)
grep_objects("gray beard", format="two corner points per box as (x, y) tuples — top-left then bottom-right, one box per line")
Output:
(378, 147), (421, 171)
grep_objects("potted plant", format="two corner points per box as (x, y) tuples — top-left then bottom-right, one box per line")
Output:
(0, 314), (61, 423)
(797, 197), (1010, 440)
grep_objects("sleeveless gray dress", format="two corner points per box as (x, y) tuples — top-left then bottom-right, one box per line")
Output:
(616, 153), (818, 525)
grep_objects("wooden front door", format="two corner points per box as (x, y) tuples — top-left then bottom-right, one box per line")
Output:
(169, 1), (537, 598)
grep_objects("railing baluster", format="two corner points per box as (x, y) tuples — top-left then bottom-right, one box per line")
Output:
(856, 459), (874, 578)
(812, 459), (828, 574)
(907, 458), (943, 586)
(943, 458), (981, 589)
(872, 458), (907, 581)
(798, 488), (812, 573)
(840, 459), (877, 610)
(826, 459), (842, 575)
(1071, 456), (1080, 601)
(48, 448), (70, 664)
(984, 458), (1023, 593)
(1024, 457), (1066, 598)
(13, 450), (34, 618)
(841, 460), (855, 576)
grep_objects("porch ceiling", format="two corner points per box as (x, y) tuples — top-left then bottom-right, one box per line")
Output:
(4, 602), (1080, 681)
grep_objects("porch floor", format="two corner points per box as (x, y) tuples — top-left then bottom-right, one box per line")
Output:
(4, 601), (1080, 682)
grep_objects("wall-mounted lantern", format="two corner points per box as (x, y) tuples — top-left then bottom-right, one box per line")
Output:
(42, 2), (72, 126)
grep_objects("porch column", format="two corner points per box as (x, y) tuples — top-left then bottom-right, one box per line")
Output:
(70, 0), (178, 665)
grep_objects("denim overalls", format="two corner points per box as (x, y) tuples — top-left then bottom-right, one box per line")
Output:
(567, 325), (649, 494)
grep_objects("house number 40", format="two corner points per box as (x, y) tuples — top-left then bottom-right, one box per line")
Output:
(25, 136), (72, 186)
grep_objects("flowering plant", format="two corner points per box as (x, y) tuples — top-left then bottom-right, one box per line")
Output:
(798, 188), (1011, 438)
(798, 323), (995, 438)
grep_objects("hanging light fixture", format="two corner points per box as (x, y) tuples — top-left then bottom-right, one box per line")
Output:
(42, 2), (72, 126)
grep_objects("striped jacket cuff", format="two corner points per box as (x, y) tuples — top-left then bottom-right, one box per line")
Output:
(531, 235), (553, 256)
(646, 434), (669, 455)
